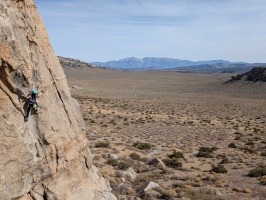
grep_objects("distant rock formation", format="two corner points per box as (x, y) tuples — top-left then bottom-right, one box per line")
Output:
(225, 67), (266, 83)
(0, 0), (115, 199)
(59, 56), (104, 69)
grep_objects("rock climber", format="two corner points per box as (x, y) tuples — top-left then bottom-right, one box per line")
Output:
(24, 85), (43, 122)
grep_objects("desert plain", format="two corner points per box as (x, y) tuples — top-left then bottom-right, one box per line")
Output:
(64, 67), (266, 200)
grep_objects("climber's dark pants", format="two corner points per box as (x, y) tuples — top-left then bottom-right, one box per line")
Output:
(26, 104), (33, 118)
(26, 102), (38, 118)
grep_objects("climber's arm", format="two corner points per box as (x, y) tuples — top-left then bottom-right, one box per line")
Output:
(37, 85), (43, 93)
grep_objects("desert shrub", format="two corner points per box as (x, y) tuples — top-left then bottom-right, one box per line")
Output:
(129, 152), (142, 161)
(241, 147), (257, 154)
(140, 189), (160, 200)
(261, 151), (266, 156)
(133, 141), (152, 150)
(260, 176), (266, 185)
(196, 147), (217, 158)
(95, 142), (109, 148)
(133, 172), (163, 188)
(183, 188), (223, 200)
(210, 164), (228, 174)
(107, 159), (131, 170)
(248, 166), (266, 177)
(219, 155), (230, 164)
(228, 142), (237, 148)
(234, 136), (242, 140)
(245, 141), (255, 145)
(162, 159), (182, 169)
(117, 161), (131, 170)
(160, 189), (177, 199)
(168, 150), (185, 159)
(107, 158), (118, 167)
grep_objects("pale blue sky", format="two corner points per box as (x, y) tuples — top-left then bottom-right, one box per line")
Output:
(34, 0), (266, 63)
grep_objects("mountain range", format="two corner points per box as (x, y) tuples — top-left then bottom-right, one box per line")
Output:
(90, 57), (265, 72)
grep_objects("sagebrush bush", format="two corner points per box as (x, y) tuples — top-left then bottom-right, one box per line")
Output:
(95, 142), (109, 148)
(228, 142), (237, 148)
(162, 158), (182, 169)
(168, 150), (185, 159)
(117, 161), (131, 170)
(107, 158), (131, 170)
(129, 152), (142, 161)
(107, 158), (118, 167)
(248, 166), (266, 177)
(133, 141), (152, 150)
(241, 147), (257, 154)
(210, 164), (228, 174)
(196, 147), (217, 158)
(183, 188), (223, 200)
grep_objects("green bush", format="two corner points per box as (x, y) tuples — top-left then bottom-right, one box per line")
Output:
(220, 156), (230, 164)
(196, 147), (217, 158)
(183, 188), (224, 200)
(210, 164), (228, 174)
(129, 152), (142, 161)
(107, 158), (118, 167)
(162, 158), (182, 169)
(95, 142), (109, 148)
(241, 147), (257, 154)
(107, 158), (131, 170)
(117, 161), (131, 170)
(228, 143), (237, 148)
(168, 150), (185, 159)
(245, 141), (254, 146)
(133, 142), (151, 150)
(248, 166), (266, 177)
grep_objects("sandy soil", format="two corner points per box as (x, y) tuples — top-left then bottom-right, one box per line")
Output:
(65, 67), (266, 200)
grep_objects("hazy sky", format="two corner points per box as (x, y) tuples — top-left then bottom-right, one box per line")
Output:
(34, 0), (266, 63)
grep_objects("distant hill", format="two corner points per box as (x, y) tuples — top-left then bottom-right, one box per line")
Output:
(60, 56), (266, 73)
(90, 57), (237, 70)
(58, 56), (105, 69)
(89, 57), (266, 72)
(225, 67), (266, 83)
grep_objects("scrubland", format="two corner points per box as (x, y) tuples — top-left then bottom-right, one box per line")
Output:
(65, 68), (266, 200)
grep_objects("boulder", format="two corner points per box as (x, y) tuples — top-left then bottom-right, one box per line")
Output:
(123, 167), (137, 181)
(148, 158), (166, 168)
(137, 181), (159, 194)
(69, 85), (82, 90)
(0, 0), (115, 199)
(108, 153), (119, 159)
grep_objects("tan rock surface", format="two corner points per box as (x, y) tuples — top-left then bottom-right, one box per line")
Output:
(0, 0), (115, 199)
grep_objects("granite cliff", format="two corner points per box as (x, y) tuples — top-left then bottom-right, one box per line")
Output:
(0, 0), (115, 199)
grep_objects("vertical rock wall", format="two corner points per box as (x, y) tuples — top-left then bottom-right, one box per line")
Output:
(0, 0), (115, 199)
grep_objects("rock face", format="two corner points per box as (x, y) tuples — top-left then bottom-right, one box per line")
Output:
(0, 0), (115, 199)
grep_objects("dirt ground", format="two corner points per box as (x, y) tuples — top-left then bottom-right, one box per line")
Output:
(65, 67), (266, 200)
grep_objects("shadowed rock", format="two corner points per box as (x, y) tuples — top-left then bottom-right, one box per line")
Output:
(137, 181), (159, 194)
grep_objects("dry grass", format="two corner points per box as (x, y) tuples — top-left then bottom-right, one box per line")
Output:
(65, 67), (266, 199)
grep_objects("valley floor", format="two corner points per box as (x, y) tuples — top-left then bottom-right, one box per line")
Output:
(65, 68), (266, 200)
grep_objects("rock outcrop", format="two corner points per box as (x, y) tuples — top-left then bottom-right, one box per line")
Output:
(225, 67), (266, 83)
(0, 0), (115, 199)
(59, 56), (104, 69)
